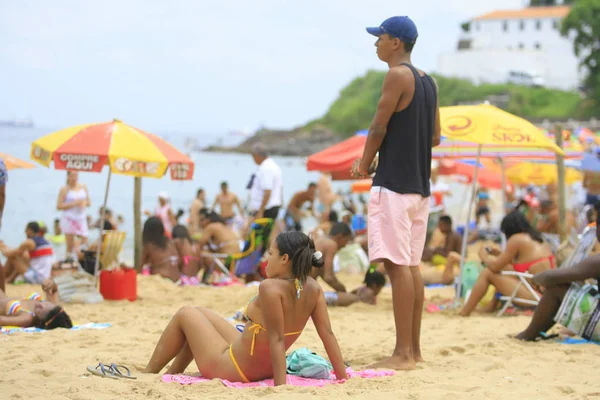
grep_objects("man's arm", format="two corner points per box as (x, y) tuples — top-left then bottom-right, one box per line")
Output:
(257, 190), (272, 218)
(357, 67), (410, 174)
(322, 244), (346, 292)
(0, 184), (5, 218)
(431, 76), (441, 147)
(209, 196), (218, 213)
(234, 195), (245, 217)
(534, 253), (600, 287)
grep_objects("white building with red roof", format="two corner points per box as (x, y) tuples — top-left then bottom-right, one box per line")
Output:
(437, 4), (584, 90)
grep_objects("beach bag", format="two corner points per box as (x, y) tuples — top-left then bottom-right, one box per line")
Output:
(286, 348), (332, 379)
(54, 269), (104, 304)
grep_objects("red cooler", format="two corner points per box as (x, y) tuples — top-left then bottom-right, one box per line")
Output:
(99, 268), (137, 301)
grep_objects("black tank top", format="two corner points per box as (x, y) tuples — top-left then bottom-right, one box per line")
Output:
(372, 63), (437, 197)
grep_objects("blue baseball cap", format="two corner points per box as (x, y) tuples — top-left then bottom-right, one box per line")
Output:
(366, 16), (418, 44)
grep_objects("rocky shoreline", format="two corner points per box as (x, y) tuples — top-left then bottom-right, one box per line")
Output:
(203, 125), (343, 157)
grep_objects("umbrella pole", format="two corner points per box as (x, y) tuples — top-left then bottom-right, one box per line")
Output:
(134, 177), (143, 271)
(94, 169), (112, 284)
(555, 125), (567, 242)
(499, 156), (507, 213)
(456, 144), (482, 304)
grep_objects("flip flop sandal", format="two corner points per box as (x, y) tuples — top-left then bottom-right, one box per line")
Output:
(533, 332), (559, 342)
(109, 363), (137, 380)
(86, 363), (118, 379)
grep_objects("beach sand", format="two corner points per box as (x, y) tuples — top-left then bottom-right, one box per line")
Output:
(2, 272), (599, 400)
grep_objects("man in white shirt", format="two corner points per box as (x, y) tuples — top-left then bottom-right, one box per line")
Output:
(248, 143), (283, 220)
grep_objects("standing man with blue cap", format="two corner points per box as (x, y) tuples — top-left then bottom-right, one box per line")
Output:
(351, 16), (441, 370)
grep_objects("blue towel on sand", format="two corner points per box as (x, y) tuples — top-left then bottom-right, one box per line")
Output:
(1, 322), (111, 334)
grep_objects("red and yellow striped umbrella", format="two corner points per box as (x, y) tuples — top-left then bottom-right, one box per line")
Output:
(30, 119), (194, 180)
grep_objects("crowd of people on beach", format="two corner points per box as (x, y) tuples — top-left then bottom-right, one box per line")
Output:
(1, 15), (598, 387)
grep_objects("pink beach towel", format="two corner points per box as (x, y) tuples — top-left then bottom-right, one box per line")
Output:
(161, 367), (393, 388)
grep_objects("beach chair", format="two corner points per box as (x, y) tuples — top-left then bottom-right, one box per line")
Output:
(541, 233), (561, 254)
(496, 226), (597, 317)
(100, 231), (126, 270)
(204, 218), (274, 277)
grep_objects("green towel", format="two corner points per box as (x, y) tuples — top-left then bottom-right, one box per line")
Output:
(286, 348), (332, 379)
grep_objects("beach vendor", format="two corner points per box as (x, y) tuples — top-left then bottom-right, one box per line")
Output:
(514, 209), (600, 342)
(142, 231), (348, 386)
(311, 223), (354, 292)
(0, 222), (55, 284)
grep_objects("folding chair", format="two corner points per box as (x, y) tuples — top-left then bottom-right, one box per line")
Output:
(497, 226), (597, 316)
(541, 233), (561, 254)
(100, 231), (126, 270)
(203, 218), (274, 277)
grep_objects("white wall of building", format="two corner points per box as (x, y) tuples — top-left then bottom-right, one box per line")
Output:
(437, 14), (583, 90)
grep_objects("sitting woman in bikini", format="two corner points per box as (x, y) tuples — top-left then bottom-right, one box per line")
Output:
(460, 211), (555, 316)
(0, 277), (73, 329)
(172, 225), (202, 278)
(140, 217), (181, 283)
(143, 231), (348, 385)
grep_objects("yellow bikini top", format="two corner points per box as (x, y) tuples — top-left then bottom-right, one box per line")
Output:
(242, 278), (304, 356)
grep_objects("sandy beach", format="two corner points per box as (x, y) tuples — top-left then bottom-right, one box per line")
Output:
(2, 271), (599, 400)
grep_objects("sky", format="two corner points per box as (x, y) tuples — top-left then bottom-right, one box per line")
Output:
(1, 0), (526, 134)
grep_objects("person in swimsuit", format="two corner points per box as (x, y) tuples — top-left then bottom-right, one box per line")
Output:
(144, 192), (176, 239)
(420, 215), (462, 285)
(324, 267), (386, 307)
(197, 209), (241, 255)
(310, 222), (354, 293)
(284, 183), (317, 232)
(140, 217), (181, 283)
(475, 187), (491, 227)
(142, 231), (348, 385)
(460, 211), (555, 316)
(1, 222), (55, 284)
(172, 225), (202, 278)
(189, 188), (206, 237)
(0, 278), (72, 330)
(514, 214), (600, 342)
(56, 171), (90, 260)
(211, 181), (245, 225)
(316, 173), (336, 216)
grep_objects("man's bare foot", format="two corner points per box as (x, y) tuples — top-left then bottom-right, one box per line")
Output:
(367, 356), (417, 371)
(458, 309), (471, 317)
(414, 355), (425, 363)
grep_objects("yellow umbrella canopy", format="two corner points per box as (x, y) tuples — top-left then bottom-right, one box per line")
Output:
(0, 152), (36, 171)
(440, 103), (564, 155)
(505, 162), (582, 186)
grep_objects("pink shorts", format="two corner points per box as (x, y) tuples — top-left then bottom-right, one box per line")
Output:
(368, 187), (430, 266)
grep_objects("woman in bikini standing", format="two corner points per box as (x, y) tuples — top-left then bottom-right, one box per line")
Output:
(143, 231), (347, 385)
(460, 211), (555, 316)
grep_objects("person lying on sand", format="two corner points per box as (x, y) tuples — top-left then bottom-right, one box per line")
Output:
(324, 267), (386, 307)
(172, 225), (202, 278)
(459, 211), (555, 316)
(140, 217), (181, 283)
(514, 210), (600, 342)
(421, 215), (462, 285)
(310, 223), (353, 293)
(0, 277), (73, 329)
(142, 231), (347, 386)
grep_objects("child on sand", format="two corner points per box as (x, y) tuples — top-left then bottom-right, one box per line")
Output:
(324, 267), (386, 306)
(143, 231), (347, 385)
(310, 222), (354, 292)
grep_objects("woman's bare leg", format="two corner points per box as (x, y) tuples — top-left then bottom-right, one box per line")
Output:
(65, 234), (74, 257)
(167, 307), (240, 374)
(4, 255), (28, 283)
(514, 285), (569, 340)
(143, 306), (230, 374)
(460, 268), (536, 316)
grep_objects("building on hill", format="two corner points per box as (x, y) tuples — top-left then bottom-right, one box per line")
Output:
(437, 4), (584, 91)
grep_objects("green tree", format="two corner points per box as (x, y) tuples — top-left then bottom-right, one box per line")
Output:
(561, 0), (600, 114)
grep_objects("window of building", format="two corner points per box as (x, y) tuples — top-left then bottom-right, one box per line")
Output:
(535, 42), (541, 50)
(536, 20), (542, 30)
(520, 20), (525, 31)
(503, 21), (508, 32)
(518, 43), (524, 50)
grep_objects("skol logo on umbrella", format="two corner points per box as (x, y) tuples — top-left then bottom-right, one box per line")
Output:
(492, 125), (536, 144)
(442, 116), (474, 137)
